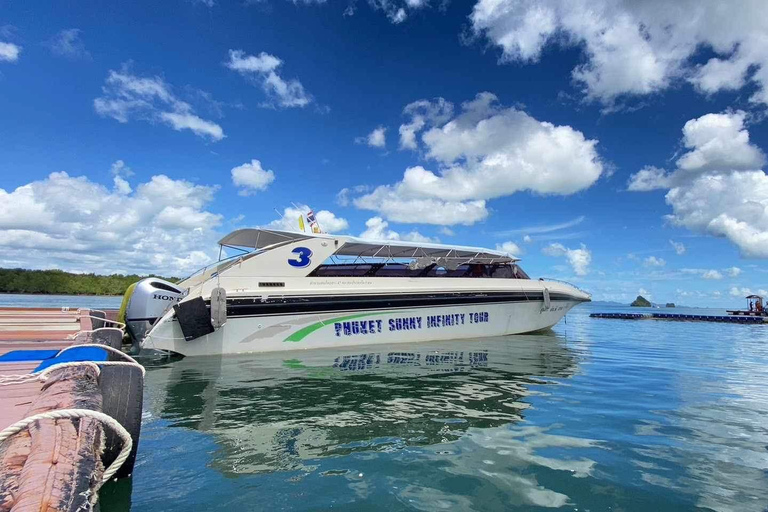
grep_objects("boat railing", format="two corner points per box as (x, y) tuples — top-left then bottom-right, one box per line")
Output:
(540, 277), (591, 297)
(178, 253), (245, 284)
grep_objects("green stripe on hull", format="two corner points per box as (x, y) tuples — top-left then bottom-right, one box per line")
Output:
(284, 311), (393, 342)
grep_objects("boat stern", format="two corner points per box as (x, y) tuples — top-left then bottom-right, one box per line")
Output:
(141, 308), (185, 355)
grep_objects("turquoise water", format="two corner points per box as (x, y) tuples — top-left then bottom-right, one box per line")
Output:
(0, 293), (123, 309)
(7, 295), (766, 510)
(91, 302), (768, 511)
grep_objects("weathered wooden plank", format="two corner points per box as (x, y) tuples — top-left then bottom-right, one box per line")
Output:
(0, 366), (105, 512)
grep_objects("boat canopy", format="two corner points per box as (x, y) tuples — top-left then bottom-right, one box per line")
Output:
(218, 228), (519, 263)
(746, 294), (762, 299)
(219, 229), (313, 250)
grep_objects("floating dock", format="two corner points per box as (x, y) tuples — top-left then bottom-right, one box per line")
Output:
(590, 312), (767, 323)
(0, 307), (143, 512)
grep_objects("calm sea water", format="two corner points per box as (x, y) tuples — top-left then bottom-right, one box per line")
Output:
(8, 295), (767, 511)
(0, 293), (123, 309)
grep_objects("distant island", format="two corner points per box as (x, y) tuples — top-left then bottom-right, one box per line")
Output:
(631, 295), (652, 307)
(665, 303), (675, 308)
(0, 268), (178, 296)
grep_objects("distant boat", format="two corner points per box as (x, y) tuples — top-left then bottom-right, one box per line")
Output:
(124, 228), (591, 357)
(727, 294), (768, 317)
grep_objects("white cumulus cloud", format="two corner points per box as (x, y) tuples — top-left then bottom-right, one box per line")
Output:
(726, 266), (742, 278)
(676, 111), (766, 174)
(644, 256), (666, 267)
(702, 269), (723, 280)
(399, 97), (454, 150)
(159, 112), (224, 140)
(336, 185), (370, 207)
(627, 166), (670, 191)
(470, 0), (768, 107)
(355, 189), (489, 226)
(495, 241), (522, 256)
(359, 217), (437, 242)
(356, 126), (387, 148)
(111, 160), (134, 195)
(266, 205), (349, 234)
(364, 0), (429, 24)
(355, 93), (603, 225)
(46, 29), (90, 60)
(94, 64), (225, 141)
(231, 159), (275, 195)
(669, 239), (686, 255)
(0, 169), (222, 275)
(630, 111), (768, 258)
(0, 41), (20, 62)
(226, 49), (312, 108)
(542, 242), (592, 276)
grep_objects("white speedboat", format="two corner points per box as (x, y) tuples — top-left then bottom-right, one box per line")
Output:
(124, 229), (590, 357)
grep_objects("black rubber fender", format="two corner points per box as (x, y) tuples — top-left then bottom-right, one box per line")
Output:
(91, 327), (124, 350)
(99, 363), (144, 480)
(90, 310), (106, 330)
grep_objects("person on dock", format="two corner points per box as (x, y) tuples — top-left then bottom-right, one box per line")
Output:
(749, 300), (754, 312)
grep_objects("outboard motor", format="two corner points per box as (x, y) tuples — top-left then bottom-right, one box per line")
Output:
(119, 278), (185, 353)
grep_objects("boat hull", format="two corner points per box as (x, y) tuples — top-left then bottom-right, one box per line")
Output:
(142, 298), (582, 357)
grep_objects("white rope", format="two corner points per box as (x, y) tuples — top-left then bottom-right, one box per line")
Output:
(0, 346), (146, 385)
(58, 344), (146, 378)
(97, 360), (146, 376)
(58, 343), (137, 363)
(0, 408), (133, 483)
(67, 327), (125, 340)
(78, 314), (126, 330)
(75, 327), (125, 336)
(0, 361), (102, 385)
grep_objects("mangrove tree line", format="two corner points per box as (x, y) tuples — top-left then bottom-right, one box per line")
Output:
(0, 268), (178, 296)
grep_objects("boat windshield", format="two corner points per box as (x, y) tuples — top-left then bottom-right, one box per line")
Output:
(177, 250), (256, 287)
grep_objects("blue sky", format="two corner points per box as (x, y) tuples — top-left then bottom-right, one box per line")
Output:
(2, 0), (768, 306)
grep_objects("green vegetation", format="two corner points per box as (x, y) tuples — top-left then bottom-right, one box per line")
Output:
(631, 295), (652, 307)
(0, 268), (178, 296)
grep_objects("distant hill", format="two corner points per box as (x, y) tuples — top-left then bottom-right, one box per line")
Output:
(0, 268), (178, 296)
(631, 295), (652, 307)
(589, 300), (625, 306)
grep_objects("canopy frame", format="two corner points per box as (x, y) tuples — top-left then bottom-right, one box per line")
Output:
(217, 228), (520, 264)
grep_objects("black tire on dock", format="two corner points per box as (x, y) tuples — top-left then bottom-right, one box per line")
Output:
(90, 310), (106, 329)
(99, 364), (144, 480)
(91, 328), (124, 350)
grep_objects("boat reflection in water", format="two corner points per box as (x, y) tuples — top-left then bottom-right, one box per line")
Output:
(142, 332), (582, 477)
